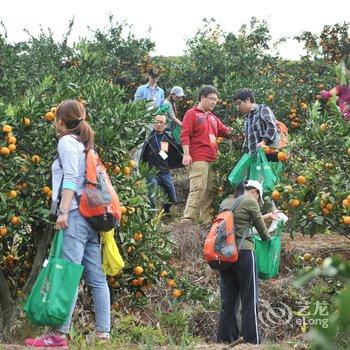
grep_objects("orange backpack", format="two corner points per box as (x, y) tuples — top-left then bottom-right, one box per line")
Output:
(79, 150), (122, 231)
(204, 196), (245, 270)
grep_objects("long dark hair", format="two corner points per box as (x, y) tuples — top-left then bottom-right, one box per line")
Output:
(56, 99), (95, 150)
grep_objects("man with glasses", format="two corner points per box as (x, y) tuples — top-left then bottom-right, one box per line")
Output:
(180, 85), (232, 225)
(140, 114), (183, 215)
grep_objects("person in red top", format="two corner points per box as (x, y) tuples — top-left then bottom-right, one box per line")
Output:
(181, 85), (231, 224)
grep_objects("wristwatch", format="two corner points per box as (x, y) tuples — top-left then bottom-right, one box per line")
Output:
(57, 208), (68, 216)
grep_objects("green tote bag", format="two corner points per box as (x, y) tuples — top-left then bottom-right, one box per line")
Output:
(228, 153), (253, 187)
(249, 148), (278, 193)
(24, 229), (84, 326)
(253, 221), (284, 279)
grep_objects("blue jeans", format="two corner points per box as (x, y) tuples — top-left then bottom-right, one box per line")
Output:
(57, 209), (110, 334)
(147, 172), (177, 213)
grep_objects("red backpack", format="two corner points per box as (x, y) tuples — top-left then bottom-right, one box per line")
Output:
(79, 150), (122, 231)
(204, 196), (245, 270)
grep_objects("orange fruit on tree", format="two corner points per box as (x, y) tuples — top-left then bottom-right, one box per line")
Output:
(113, 166), (121, 175)
(0, 226), (8, 236)
(31, 155), (41, 163)
(5, 255), (14, 265)
(321, 208), (330, 216)
(297, 176), (306, 185)
(303, 253), (312, 262)
(10, 216), (20, 225)
(122, 166), (131, 176)
(137, 277), (144, 286)
(167, 279), (176, 287)
(2, 125), (12, 133)
(134, 232), (143, 241)
(44, 111), (55, 121)
(172, 289), (183, 298)
(342, 216), (350, 225)
(121, 206), (127, 215)
(301, 102), (308, 110)
(7, 190), (17, 199)
(131, 279), (139, 286)
(271, 190), (281, 200)
(325, 203), (333, 211)
(134, 266), (144, 276)
(129, 160), (137, 169)
(8, 144), (16, 152)
(42, 186), (51, 195)
(289, 198), (301, 208)
(22, 117), (31, 127)
(342, 199), (350, 209)
(0, 147), (10, 156)
(7, 136), (16, 144)
(277, 151), (287, 161)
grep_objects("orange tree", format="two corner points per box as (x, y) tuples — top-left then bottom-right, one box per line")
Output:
(0, 22), (209, 341)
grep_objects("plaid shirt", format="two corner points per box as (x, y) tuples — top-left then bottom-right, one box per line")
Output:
(244, 104), (277, 155)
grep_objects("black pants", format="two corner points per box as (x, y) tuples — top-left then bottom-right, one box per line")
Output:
(217, 250), (260, 344)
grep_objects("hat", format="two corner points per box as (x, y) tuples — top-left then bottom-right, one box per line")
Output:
(170, 86), (185, 97)
(244, 180), (264, 203)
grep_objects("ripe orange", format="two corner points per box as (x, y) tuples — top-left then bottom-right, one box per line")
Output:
(342, 216), (350, 225)
(8, 144), (16, 152)
(137, 277), (144, 286)
(7, 136), (16, 144)
(0, 147), (10, 156)
(321, 208), (330, 216)
(289, 198), (301, 208)
(271, 190), (281, 200)
(134, 232), (143, 241)
(297, 176), (306, 185)
(7, 190), (17, 199)
(325, 203), (333, 211)
(31, 155), (40, 163)
(44, 111), (55, 121)
(277, 151), (287, 161)
(342, 199), (350, 209)
(2, 125), (12, 133)
(134, 266), (144, 276)
(113, 166), (121, 175)
(129, 160), (137, 169)
(42, 186), (51, 195)
(172, 289), (183, 298)
(167, 279), (176, 287)
(131, 279), (139, 286)
(5, 255), (14, 265)
(22, 117), (31, 127)
(123, 166), (131, 176)
(121, 206), (127, 215)
(0, 226), (8, 236)
(10, 216), (20, 225)
(301, 102), (308, 110)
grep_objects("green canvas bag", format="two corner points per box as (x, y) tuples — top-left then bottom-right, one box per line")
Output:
(228, 153), (253, 187)
(24, 229), (84, 326)
(249, 148), (278, 193)
(253, 221), (284, 279)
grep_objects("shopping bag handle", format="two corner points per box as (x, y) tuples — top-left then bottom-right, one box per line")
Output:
(50, 229), (64, 259)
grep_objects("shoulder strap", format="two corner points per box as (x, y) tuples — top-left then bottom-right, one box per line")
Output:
(229, 195), (245, 212)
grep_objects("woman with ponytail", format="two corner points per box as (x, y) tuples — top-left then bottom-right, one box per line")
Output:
(25, 99), (111, 348)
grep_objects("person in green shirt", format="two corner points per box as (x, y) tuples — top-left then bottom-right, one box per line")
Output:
(217, 180), (278, 345)
(163, 86), (184, 130)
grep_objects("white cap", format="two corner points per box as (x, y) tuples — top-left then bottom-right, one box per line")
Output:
(244, 180), (264, 203)
(170, 86), (185, 97)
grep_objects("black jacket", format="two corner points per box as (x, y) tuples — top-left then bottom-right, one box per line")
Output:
(140, 130), (183, 172)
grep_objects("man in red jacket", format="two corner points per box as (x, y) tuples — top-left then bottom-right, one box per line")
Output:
(181, 85), (231, 224)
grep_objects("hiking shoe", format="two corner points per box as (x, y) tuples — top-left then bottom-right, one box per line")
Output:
(25, 332), (68, 349)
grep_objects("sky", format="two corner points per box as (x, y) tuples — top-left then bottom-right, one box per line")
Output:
(1, 0), (350, 59)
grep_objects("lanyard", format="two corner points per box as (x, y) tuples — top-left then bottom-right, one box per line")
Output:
(154, 134), (164, 150)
